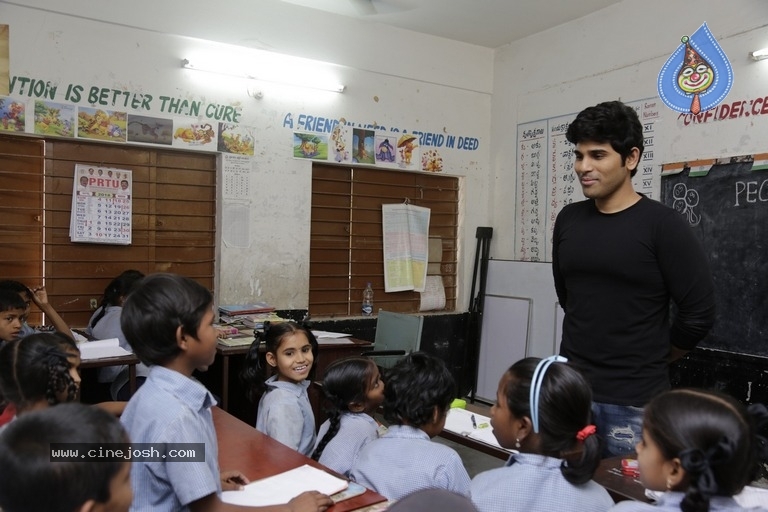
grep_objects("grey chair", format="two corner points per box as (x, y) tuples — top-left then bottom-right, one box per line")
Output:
(361, 310), (424, 369)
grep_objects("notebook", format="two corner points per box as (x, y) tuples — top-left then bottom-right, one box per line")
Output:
(221, 464), (349, 507)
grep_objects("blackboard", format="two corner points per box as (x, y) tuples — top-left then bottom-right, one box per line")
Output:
(660, 158), (768, 356)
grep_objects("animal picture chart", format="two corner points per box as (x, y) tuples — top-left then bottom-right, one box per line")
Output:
(70, 164), (132, 244)
(514, 98), (663, 262)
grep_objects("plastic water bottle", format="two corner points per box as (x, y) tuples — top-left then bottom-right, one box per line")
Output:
(362, 282), (374, 316)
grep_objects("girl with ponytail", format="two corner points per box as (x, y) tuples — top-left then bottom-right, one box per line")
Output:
(311, 357), (385, 476)
(610, 388), (768, 512)
(471, 356), (613, 512)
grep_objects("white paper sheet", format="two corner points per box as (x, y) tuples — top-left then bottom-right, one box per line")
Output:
(78, 338), (133, 360)
(221, 465), (348, 507)
(443, 408), (514, 453)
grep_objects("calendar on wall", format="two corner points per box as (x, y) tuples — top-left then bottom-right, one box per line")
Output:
(70, 164), (133, 244)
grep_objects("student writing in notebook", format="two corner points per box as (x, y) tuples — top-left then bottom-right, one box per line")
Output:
(470, 356), (613, 512)
(311, 356), (386, 477)
(0, 403), (133, 512)
(350, 351), (471, 500)
(241, 321), (319, 456)
(120, 273), (332, 512)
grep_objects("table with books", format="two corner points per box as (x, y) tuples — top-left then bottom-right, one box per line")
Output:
(213, 304), (373, 415)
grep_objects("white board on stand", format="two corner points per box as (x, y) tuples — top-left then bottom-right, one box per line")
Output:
(476, 295), (531, 402)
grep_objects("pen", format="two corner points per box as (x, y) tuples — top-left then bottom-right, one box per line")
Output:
(471, 414), (477, 429)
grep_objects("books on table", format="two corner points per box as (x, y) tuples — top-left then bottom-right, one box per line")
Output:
(218, 303), (275, 316)
(77, 338), (133, 360)
(221, 464), (348, 507)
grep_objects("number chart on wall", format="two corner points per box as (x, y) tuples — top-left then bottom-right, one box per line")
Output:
(70, 164), (132, 244)
(514, 98), (663, 262)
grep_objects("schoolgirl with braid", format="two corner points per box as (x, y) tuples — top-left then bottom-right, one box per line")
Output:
(610, 389), (768, 512)
(0, 332), (81, 417)
(311, 357), (385, 476)
(470, 356), (613, 512)
(0, 332), (124, 430)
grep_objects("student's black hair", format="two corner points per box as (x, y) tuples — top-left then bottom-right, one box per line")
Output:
(121, 273), (212, 366)
(565, 100), (645, 177)
(644, 389), (768, 512)
(382, 351), (455, 428)
(0, 279), (32, 297)
(240, 321), (319, 402)
(311, 356), (378, 461)
(0, 402), (129, 512)
(503, 357), (602, 485)
(0, 332), (80, 408)
(0, 288), (26, 313)
(90, 269), (145, 329)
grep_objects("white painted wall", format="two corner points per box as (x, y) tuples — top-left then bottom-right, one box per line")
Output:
(489, 0), (768, 355)
(4, 1), (493, 310)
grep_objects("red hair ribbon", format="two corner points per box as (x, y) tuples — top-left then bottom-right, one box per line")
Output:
(576, 425), (597, 441)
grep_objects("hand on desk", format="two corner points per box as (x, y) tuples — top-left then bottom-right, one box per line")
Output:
(287, 491), (333, 512)
(221, 470), (250, 491)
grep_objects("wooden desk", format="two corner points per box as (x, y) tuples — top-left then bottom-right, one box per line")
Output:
(213, 406), (386, 511)
(440, 402), (510, 460)
(79, 353), (141, 395)
(594, 454), (651, 503)
(216, 338), (373, 412)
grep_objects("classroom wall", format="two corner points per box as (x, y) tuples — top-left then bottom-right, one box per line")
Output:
(488, 0), (768, 356)
(4, 1), (494, 310)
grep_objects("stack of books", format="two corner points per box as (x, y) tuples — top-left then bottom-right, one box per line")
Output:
(217, 303), (289, 330)
(218, 303), (275, 317)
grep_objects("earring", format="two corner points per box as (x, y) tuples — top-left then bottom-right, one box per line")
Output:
(666, 478), (672, 491)
(515, 438), (521, 449)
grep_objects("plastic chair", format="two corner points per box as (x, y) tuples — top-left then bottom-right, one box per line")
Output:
(361, 310), (424, 369)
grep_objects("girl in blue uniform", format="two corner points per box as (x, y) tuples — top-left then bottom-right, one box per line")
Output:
(312, 356), (385, 476)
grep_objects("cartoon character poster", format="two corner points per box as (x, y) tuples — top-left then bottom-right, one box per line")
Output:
(374, 133), (398, 168)
(77, 107), (127, 142)
(34, 100), (75, 137)
(353, 128), (375, 164)
(173, 121), (217, 149)
(396, 133), (420, 170)
(658, 22), (733, 114)
(218, 123), (255, 156)
(127, 114), (172, 145)
(330, 125), (352, 163)
(0, 96), (25, 132)
(293, 132), (327, 160)
(422, 149), (444, 172)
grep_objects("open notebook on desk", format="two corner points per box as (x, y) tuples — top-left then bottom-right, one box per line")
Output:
(443, 408), (514, 454)
(221, 464), (349, 506)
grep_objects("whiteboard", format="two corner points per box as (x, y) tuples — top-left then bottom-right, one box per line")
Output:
(475, 295), (531, 402)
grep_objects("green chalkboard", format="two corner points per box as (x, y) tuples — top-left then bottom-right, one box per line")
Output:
(660, 158), (768, 356)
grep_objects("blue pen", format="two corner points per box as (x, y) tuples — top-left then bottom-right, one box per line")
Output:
(471, 414), (477, 429)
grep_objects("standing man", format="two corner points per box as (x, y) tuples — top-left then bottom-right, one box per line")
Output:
(552, 101), (715, 457)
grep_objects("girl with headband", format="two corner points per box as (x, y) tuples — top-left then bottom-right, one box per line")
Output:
(471, 356), (613, 512)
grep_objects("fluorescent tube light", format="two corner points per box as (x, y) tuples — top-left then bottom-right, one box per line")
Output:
(749, 48), (768, 61)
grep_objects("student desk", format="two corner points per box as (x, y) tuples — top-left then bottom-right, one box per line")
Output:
(213, 406), (386, 512)
(441, 403), (650, 504)
(216, 338), (373, 413)
(594, 454), (650, 503)
(79, 353), (141, 395)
